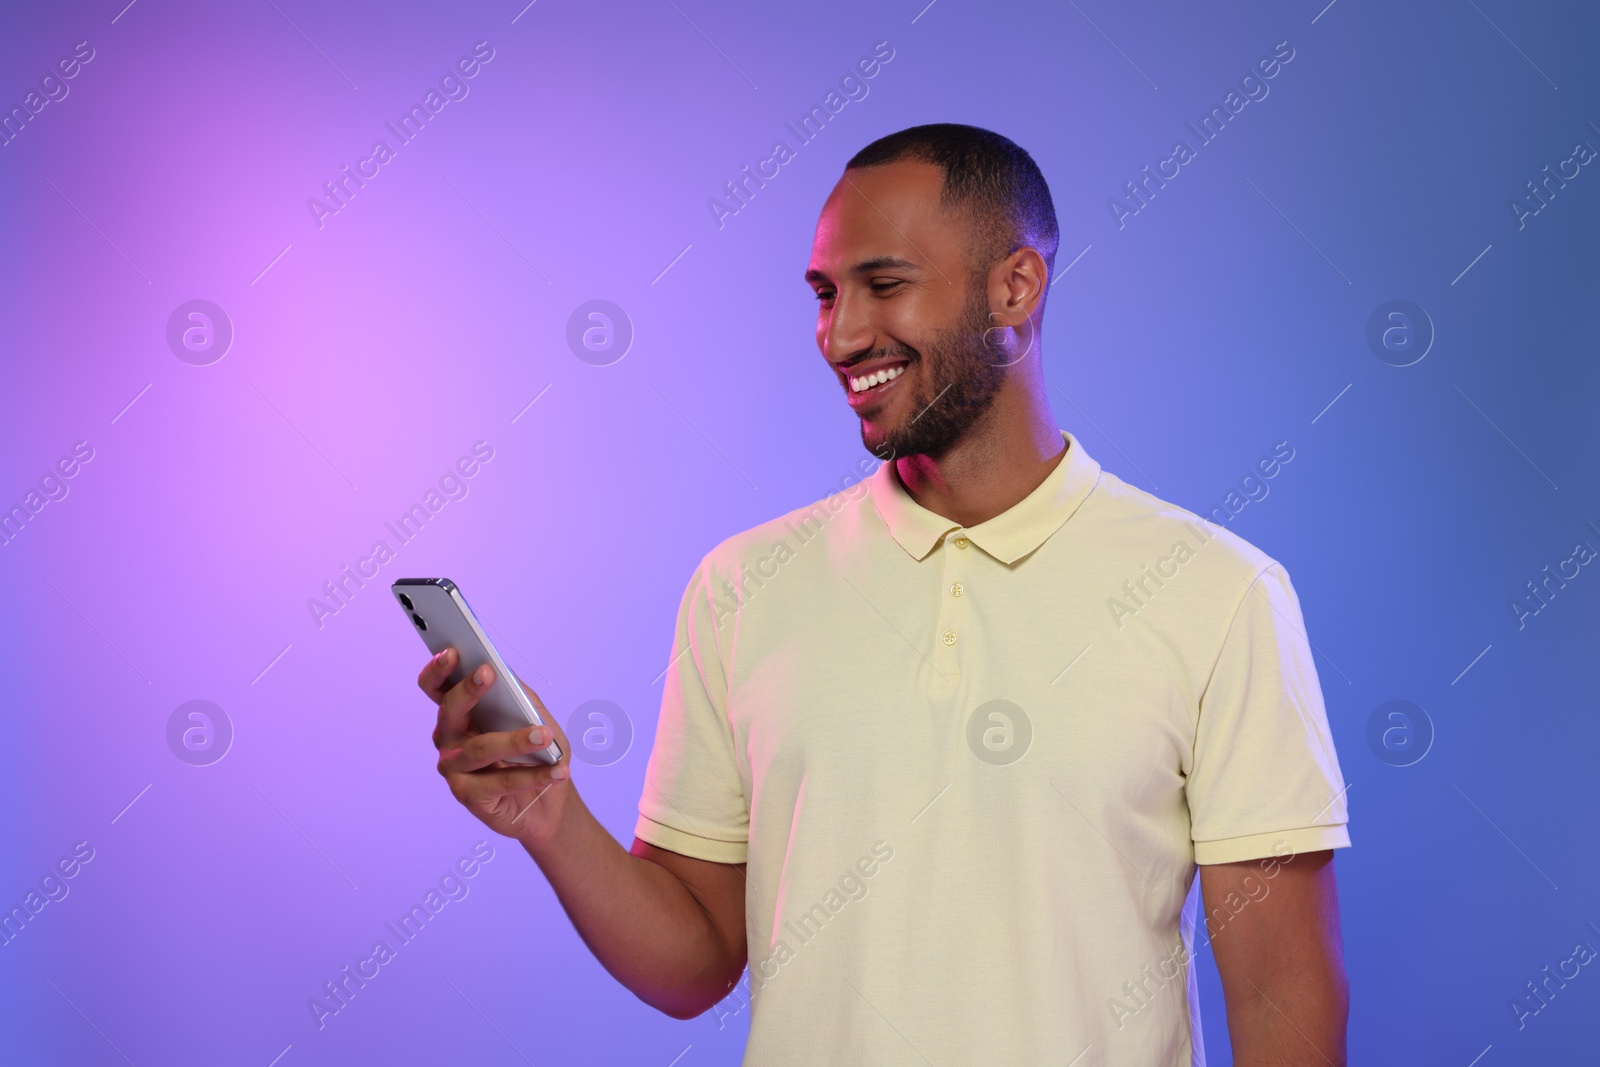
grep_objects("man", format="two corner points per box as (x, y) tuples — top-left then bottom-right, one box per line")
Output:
(419, 124), (1351, 1065)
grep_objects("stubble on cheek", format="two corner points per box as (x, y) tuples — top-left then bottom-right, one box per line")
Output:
(864, 286), (1002, 460)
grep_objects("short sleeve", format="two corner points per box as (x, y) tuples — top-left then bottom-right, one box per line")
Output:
(1188, 561), (1351, 865)
(633, 558), (749, 864)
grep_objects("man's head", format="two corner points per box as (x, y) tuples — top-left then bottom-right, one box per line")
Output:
(806, 124), (1059, 461)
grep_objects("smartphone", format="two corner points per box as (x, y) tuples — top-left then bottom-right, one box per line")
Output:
(392, 578), (562, 766)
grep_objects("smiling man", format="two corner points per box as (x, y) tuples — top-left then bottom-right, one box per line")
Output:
(419, 124), (1351, 1066)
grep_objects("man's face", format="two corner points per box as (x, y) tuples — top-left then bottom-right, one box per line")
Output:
(806, 161), (1005, 461)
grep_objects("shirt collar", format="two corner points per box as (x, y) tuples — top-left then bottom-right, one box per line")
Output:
(867, 430), (1102, 565)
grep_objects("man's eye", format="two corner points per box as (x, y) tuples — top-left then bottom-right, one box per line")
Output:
(814, 290), (835, 303)
(870, 280), (902, 293)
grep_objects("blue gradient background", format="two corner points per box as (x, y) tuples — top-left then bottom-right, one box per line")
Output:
(1, 1), (1596, 1064)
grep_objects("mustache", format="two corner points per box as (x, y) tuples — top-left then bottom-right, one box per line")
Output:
(843, 344), (918, 371)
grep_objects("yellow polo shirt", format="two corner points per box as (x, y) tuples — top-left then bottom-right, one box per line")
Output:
(635, 430), (1350, 1065)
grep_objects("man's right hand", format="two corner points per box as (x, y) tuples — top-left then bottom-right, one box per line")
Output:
(414, 645), (748, 1020)
(418, 647), (575, 847)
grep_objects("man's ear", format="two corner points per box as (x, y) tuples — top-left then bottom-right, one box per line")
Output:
(980, 246), (1045, 369)
(987, 246), (1048, 328)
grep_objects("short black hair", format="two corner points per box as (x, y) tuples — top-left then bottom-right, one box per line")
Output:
(846, 123), (1059, 279)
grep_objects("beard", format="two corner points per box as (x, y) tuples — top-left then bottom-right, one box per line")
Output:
(859, 283), (1008, 463)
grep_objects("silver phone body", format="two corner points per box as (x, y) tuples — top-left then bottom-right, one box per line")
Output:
(392, 578), (562, 766)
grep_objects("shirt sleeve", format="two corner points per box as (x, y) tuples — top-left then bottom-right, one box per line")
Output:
(1187, 561), (1351, 865)
(632, 556), (750, 864)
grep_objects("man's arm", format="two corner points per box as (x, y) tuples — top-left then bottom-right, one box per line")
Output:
(421, 648), (748, 1019)
(524, 792), (749, 1019)
(1200, 849), (1348, 1067)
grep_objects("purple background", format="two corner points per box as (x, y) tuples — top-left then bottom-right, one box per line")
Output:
(1, 0), (1597, 1063)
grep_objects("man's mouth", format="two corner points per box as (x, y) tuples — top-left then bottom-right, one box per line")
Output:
(842, 359), (912, 410)
(848, 364), (906, 393)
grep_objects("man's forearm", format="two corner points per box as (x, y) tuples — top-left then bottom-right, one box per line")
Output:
(519, 788), (743, 1018)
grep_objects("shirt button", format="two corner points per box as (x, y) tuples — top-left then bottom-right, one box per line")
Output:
(950, 582), (964, 598)
(942, 629), (957, 646)
(953, 536), (970, 549)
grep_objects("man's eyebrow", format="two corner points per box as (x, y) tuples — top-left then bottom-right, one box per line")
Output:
(849, 255), (920, 275)
(804, 256), (921, 285)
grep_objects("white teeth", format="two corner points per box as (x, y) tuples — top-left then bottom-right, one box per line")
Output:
(850, 364), (905, 393)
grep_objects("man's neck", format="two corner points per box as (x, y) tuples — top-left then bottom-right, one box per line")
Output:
(893, 388), (1067, 529)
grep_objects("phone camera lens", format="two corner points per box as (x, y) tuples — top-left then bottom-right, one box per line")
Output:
(411, 613), (427, 631)
(398, 593), (414, 611)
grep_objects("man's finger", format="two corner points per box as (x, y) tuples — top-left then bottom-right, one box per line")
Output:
(439, 724), (554, 774)
(416, 647), (458, 703)
(515, 677), (574, 756)
(434, 661), (494, 749)
(447, 763), (568, 800)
